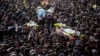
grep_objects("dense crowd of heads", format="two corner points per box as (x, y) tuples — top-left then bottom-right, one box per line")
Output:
(0, 0), (100, 56)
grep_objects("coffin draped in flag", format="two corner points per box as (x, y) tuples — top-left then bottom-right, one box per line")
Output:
(54, 23), (80, 40)
(26, 21), (39, 27)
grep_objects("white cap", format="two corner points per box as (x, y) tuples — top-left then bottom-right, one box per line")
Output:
(10, 52), (17, 56)
(89, 36), (95, 41)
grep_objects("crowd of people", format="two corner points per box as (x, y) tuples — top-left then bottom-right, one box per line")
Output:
(0, 0), (100, 56)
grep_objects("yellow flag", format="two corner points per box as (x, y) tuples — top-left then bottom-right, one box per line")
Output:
(23, 0), (29, 9)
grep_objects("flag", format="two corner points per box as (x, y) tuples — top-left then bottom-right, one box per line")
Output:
(42, 0), (48, 5)
(36, 6), (46, 20)
(23, 0), (29, 9)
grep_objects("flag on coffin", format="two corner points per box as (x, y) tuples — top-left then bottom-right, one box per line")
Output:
(54, 23), (81, 40)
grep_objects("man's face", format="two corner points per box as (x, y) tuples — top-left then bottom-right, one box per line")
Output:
(96, 28), (100, 35)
